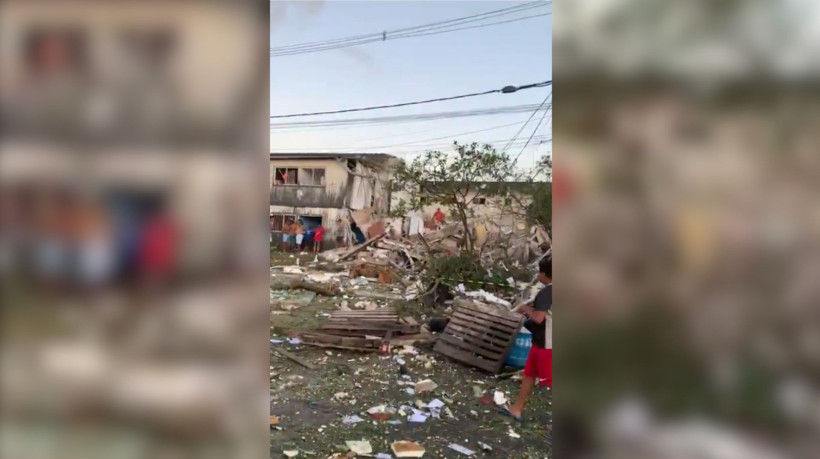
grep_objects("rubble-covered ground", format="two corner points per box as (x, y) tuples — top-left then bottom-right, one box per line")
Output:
(270, 248), (551, 458)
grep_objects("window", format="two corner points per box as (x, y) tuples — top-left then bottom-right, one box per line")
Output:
(270, 213), (296, 232)
(419, 196), (431, 206)
(504, 197), (512, 206)
(299, 168), (326, 186)
(476, 197), (487, 205)
(274, 168), (298, 185)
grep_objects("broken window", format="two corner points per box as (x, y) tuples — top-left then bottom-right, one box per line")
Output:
(270, 213), (296, 231)
(274, 168), (298, 185)
(504, 197), (512, 206)
(476, 197), (487, 205)
(299, 168), (326, 186)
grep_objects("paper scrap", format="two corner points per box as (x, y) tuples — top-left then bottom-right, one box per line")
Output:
(342, 415), (365, 425)
(494, 391), (507, 405)
(426, 399), (445, 409)
(448, 444), (475, 456)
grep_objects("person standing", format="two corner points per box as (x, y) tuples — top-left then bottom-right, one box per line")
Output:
(312, 224), (325, 254)
(282, 218), (293, 252)
(433, 207), (446, 226)
(501, 256), (551, 422)
(335, 218), (347, 249)
(293, 219), (305, 252)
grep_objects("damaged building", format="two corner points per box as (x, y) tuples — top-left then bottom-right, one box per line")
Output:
(269, 153), (400, 242)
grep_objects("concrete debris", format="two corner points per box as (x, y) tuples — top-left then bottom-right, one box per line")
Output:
(414, 379), (438, 394)
(345, 440), (373, 456)
(391, 441), (426, 458)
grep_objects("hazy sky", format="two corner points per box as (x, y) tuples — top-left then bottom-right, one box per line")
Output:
(270, 1), (552, 169)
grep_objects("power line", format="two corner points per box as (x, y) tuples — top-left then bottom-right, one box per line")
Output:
(270, 80), (551, 119)
(270, 1), (551, 57)
(270, 103), (552, 129)
(271, 1), (544, 52)
(512, 92), (552, 163)
(270, 136), (552, 155)
(501, 92), (550, 153)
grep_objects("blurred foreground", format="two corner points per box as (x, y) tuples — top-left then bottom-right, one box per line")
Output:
(555, 1), (820, 458)
(0, 1), (269, 458)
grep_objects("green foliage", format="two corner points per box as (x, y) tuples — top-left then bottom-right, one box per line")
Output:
(422, 253), (530, 293)
(526, 181), (552, 227)
(391, 142), (516, 252)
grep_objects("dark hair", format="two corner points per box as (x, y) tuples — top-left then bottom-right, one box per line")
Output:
(539, 256), (552, 278)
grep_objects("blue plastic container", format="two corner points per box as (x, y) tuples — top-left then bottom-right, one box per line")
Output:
(505, 328), (532, 369)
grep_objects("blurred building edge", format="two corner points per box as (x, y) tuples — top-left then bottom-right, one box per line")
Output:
(0, 0), (270, 286)
(0, 0), (268, 144)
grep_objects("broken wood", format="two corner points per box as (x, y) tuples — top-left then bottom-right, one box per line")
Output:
(350, 290), (403, 301)
(338, 233), (387, 261)
(288, 278), (339, 296)
(272, 348), (317, 370)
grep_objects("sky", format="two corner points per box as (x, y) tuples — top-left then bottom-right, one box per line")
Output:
(270, 1), (552, 170)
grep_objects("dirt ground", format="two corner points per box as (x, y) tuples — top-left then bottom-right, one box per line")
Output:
(270, 248), (551, 458)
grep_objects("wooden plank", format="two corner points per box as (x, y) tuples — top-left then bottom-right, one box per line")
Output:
(338, 233), (387, 261)
(272, 348), (317, 370)
(452, 305), (522, 327)
(433, 340), (497, 373)
(402, 317), (420, 326)
(449, 312), (520, 336)
(442, 320), (513, 348)
(437, 333), (505, 360)
(321, 323), (412, 332)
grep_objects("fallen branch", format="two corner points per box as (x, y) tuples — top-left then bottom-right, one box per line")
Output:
(272, 348), (317, 370)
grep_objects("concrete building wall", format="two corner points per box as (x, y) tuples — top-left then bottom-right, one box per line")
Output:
(269, 158), (350, 208)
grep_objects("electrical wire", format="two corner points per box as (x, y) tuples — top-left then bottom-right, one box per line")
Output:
(269, 103), (551, 129)
(270, 1), (551, 56)
(512, 93), (552, 163)
(500, 92), (550, 153)
(270, 136), (552, 154)
(270, 81), (551, 119)
(271, 1), (545, 53)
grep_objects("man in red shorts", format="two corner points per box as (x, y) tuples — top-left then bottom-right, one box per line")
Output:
(502, 256), (551, 422)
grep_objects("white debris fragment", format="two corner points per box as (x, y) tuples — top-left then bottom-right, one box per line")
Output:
(494, 391), (508, 405)
(414, 379), (438, 394)
(448, 444), (475, 456)
(346, 440), (373, 455)
(342, 415), (365, 425)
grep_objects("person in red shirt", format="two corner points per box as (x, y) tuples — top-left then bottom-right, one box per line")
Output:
(433, 208), (445, 225)
(312, 224), (325, 254)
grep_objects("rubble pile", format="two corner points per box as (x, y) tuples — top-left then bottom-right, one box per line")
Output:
(270, 214), (551, 456)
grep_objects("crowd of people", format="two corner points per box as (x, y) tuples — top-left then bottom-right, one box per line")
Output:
(276, 217), (354, 254)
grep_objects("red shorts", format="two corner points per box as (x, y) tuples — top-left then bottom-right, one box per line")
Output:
(523, 346), (552, 387)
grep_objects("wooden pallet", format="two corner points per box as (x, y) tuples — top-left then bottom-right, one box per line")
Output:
(433, 302), (523, 374)
(321, 310), (420, 337)
(299, 333), (383, 352)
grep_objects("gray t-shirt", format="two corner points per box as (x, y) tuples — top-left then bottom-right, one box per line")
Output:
(525, 283), (551, 349)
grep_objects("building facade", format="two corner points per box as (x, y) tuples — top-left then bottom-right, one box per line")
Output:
(269, 153), (399, 239)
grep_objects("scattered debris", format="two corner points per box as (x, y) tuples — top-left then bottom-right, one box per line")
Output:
(345, 440), (373, 456)
(283, 450), (299, 458)
(494, 391), (508, 406)
(478, 442), (493, 452)
(272, 348), (317, 370)
(448, 444), (476, 456)
(414, 379), (438, 394)
(391, 441), (426, 458)
(342, 415), (365, 425)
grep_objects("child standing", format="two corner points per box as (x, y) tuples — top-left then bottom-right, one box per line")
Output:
(313, 224), (325, 254)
